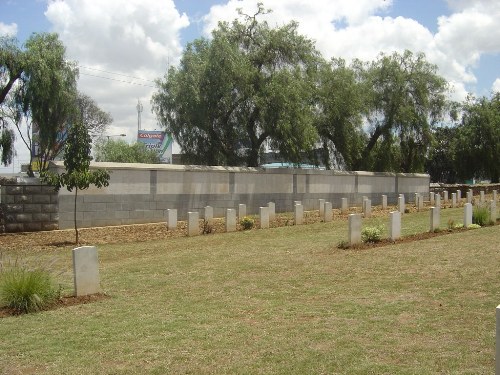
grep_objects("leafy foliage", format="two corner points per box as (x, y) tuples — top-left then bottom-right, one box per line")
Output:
(240, 216), (255, 230)
(153, 3), (320, 167)
(361, 225), (384, 243)
(41, 121), (109, 243)
(94, 139), (160, 163)
(0, 256), (59, 314)
(472, 205), (490, 226)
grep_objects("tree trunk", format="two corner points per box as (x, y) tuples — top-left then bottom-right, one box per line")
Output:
(74, 188), (79, 244)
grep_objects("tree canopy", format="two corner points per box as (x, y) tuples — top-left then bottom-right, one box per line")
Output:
(153, 4), (321, 167)
(94, 139), (161, 164)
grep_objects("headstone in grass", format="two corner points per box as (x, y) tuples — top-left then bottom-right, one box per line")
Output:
(430, 206), (440, 232)
(464, 203), (473, 227)
(389, 211), (401, 240)
(341, 198), (348, 214)
(491, 200), (497, 224)
(418, 195), (424, 211)
(443, 191), (448, 204)
(294, 200), (302, 207)
(364, 199), (372, 218)
(457, 190), (461, 201)
(480, 191), (485, 204)
(398, 195), (405, 214)
(430, 192), (435, 205)
(348, 214), (362, 246)
(268, 202), (276, 221)
(259, 207), (269, 229)
(435, 194), (441, 210)
(73, 246), (100, 297)
(382, 195), (387, 210)
(294, 204), (303, 225)
(226, 209), (236, 232)
(318, 199), (325, 216)
(452, 193), (457, 208)
(187, 212), (199, 236)
(493, 190), (497, 202)
(238, 204), (247, 220)
(167, 209), (177, 230)
(324, 202), (333, 222)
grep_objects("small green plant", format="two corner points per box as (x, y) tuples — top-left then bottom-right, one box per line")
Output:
(467, 223), (481, 229)
(447, 219), (455, 230)
(472, 206), (490, 226)
(453, 223), (464, 230)
(202, 219), (213, 234)
(0, 265), (60, 314)
(337, 240), (350, 249)
(361, 225), (384, 243)
(240, 216), (255, 230)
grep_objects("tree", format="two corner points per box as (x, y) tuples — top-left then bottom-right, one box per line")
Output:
(41, 121), (110, 244)
(454, 93), (500, 182)
(152, 3), (321, 167)
(355, 50), (448, 172)
(313, 58), (367, 170)
(94, 139), (161, 164)
(425, 126), (458, 183)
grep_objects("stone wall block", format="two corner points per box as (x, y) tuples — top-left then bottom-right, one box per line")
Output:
(33, 213), (51, 222)
(24, 185), (43, 194)
(23, 204), (42, 213)
(5, 204), (23, 213)
(42, 223), (59, 231)
(14, 213), (33, 223)
(32, 194), (51, 204)
(15, 195), (32, 204)
(41, 185), (58, 194)
(41, 204), (58, 213)
(24, 223), (42, 232)
(5, 186), (23, 195)
(5, 223), (24, 232)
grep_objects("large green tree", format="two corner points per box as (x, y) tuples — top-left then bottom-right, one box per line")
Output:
(41, 120), (109, 244)
(152, 4), (321, 167)
(313, 58), (367, 170)
(454, 93), (500, 183)
(94, 139), (161, 164)
(355, 50), (448, 172)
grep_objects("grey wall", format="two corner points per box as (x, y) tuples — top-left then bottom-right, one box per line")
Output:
(50, 162), (431, 230)
(0, 178), (58, 233)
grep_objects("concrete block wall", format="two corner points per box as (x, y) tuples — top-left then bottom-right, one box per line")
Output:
(50, 161), (431, 230)
(0, 177), (58, 233)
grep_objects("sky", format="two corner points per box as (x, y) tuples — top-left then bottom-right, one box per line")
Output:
(1, 0), (499, 173)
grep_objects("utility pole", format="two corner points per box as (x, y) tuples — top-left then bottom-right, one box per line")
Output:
(136, 99), (143, 132)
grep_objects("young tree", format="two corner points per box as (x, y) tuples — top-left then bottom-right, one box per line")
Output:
(41, 121), (109, 244)
(94, 139), (161, 164)
(152, 3), (321, 167)
(355, 50), (448, 172)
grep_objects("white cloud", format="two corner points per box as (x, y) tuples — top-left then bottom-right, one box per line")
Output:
(44, 0), (189, 141)
(202, 0), (500, 103)
(493, 78), (500, 93)
(0, 22), (18, 36)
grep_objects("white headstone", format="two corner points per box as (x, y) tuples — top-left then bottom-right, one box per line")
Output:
(398, 195), (405, 214)
(493, 190), (498, 202)
(381, 195), (387, 210)
(457, 190), (461, 201)
(348, 214), (362, 246)
(464, 203), (473, 227)
(435, 194), (441, 210)
(226, 209), (236, 232)
(187, 211), (199, 236)
(259, 207), (269, 229)
(268, 202), (276, 221)
(238, 204), (247, 220)
(430, 206), (440, 232)
(491, 200), (497, 224)
(324, 202), (333, 222)
(294, 200), (302, 206)
(389, 211), (401, 241)
(430, 192), (435, 205)
(167, 209), (177, 231)
(480, 191), (485, 204)
(294, 204), (304, 225)
(451, 193), (457, 208)
(341, 198), (348, 214)
(318, 199), (325, 216)
(418, 195), (424, 211)
(73, 246), (100, 297)
(467, 190), (473, 204)
(443, 191), (448, 204)
(414, 193), (419, 205)
(363, 199), (372, 218)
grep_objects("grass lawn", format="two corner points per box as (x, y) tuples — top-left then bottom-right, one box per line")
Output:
(1, 207), (499, 374)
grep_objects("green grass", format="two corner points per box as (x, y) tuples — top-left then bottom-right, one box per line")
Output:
(1, 207), (499, 374)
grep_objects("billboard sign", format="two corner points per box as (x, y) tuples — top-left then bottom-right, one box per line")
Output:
(137, 130), (173, 163)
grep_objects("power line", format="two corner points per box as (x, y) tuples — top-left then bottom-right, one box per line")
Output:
(78, 65), (157, 83)
(79, 72), (156, 88)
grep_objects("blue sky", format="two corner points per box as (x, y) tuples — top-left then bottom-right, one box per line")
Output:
(1, 0), (499, 172)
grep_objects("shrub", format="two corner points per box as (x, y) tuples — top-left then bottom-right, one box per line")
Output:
(202, 219), (213, 234)
(240, 216), (255, 230)
(472, 206), (490, 226)
(337, 240), (350, 249)
(0, 257), (60, 314)
(467, 223), (481, 229)
(361, 225), (384, 243)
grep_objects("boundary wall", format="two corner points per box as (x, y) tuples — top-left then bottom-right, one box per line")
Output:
(50, 162), (430, 230)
